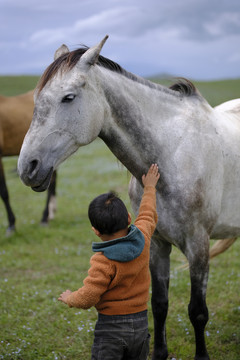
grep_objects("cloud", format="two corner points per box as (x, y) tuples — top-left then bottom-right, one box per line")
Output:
(27, 5), (158, 50)
(0, 0), (240, 79)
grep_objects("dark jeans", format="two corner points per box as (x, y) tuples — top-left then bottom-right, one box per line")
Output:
(91, 310), (150, 360)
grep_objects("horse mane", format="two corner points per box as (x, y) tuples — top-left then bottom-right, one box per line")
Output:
(37, 46), (198, 98)
(169, 78), (198, 96)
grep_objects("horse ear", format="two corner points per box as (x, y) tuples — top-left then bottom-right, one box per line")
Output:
(78, 35), (109, 71)
(54, 44), (70, 60)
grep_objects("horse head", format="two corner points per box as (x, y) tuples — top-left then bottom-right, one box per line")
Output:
(18, 36), (109, 192)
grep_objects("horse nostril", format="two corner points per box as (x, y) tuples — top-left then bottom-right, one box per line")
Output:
(30, 159), (38, 172)
(28, 159), (40, 179)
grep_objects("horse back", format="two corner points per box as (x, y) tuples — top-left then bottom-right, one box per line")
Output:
(214, 98), (240, 121)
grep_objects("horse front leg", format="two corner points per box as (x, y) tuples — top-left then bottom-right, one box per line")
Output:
(187, 237), (210, 360)
(150, 233), (172, 360)
(0, 156), (15, 234)
(41, 170), (57, 224)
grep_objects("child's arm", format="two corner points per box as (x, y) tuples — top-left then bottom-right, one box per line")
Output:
(58, 255), (113, 309)
(134, 164), (160, 237)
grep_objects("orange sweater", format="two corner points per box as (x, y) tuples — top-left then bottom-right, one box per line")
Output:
(66, 185), (157, 315)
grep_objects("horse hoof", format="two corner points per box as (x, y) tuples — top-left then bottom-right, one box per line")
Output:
(152, 349), (168, 360)
(40, 221), (49, 227)
(6, 225), (15, 236)
(195, 354), (210, 360)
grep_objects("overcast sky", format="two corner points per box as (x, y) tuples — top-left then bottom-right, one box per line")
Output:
(1, 0), (240, 80)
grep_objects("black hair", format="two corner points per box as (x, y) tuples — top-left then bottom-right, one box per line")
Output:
(88, 191), (129, 235)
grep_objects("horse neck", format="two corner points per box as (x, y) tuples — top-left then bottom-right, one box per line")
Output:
(98, 69), (183, 182)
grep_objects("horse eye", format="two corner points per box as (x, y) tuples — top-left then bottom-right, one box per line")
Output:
(62, 94), (76, 103)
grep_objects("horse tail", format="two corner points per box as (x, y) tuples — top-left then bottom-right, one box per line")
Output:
(208, 237), (237, 259)
(178, 237), (237, 270)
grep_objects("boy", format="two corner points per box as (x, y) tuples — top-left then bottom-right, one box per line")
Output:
(58, 164), (160, 360)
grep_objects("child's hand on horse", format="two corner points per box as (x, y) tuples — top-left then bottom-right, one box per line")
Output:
(142, 164), (160, 188)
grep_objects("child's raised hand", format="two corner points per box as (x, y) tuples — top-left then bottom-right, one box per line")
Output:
(142, 164), (160, 188)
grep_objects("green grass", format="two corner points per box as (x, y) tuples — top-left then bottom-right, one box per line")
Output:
(0, 76), (39, 96)
(193, 79), (240, 107)
(0, 76), (240, 359)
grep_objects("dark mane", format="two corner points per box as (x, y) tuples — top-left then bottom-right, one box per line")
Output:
(37, 47), (198, 99)
(169, 78), (198, 97)
(37, 47), (126, 93)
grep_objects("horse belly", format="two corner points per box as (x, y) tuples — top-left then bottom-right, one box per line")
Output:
(211, 190), (240, 238)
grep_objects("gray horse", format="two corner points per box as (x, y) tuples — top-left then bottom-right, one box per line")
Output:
(18, 36), (240, 359)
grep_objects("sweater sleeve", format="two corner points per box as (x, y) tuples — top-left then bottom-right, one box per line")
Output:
(134, 185), (158, 240)
(65, 254), (114, 309)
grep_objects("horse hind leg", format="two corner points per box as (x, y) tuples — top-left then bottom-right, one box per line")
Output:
(179, 237), (237, 270)
(0, 156), (16, 235)
(41, 170), (57, 225)
(150, 232), (172, 360)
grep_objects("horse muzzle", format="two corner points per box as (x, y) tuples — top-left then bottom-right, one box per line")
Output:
(18, 156), (54, 192)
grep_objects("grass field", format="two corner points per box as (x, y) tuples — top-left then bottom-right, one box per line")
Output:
(0, 76), (240, 359)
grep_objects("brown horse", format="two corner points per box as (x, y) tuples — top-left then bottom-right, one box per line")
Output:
(0, 90), (57, 235)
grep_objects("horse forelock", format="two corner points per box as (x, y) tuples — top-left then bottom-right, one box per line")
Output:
(36, 46), (127, 94)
